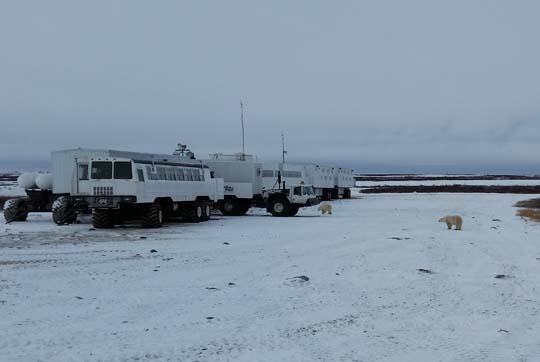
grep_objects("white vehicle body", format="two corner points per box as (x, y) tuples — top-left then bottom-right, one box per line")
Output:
(52, 149), (223, 205)
(206, 153), (262, 200)
(51, 148), (224, 227)
(333, 167), (355, 198)
(205, 154), (319, 216)
(261, 162), (354, 199)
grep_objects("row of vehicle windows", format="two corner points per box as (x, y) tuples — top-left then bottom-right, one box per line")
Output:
(144, 166), (205, 182)
(262, 170), (353, 179)
(79, 161), (133, 180)
(261, 170), (303, 178)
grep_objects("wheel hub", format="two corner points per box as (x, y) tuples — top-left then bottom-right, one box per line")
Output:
(224, 201), (234, 212)
(274, 202), (284, 213)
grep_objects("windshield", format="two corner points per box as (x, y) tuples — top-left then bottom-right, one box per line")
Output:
(91, 161), (112, 179)
(114, 161), (133, 179)
(303, 186), (315, 195)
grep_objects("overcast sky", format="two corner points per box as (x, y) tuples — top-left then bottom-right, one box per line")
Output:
(1, 0), (539, 171)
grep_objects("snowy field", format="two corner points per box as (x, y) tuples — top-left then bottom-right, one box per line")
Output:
(2, 192), (540, 361)
(0, 180), (25, 197)
(356, 179), (540, 188)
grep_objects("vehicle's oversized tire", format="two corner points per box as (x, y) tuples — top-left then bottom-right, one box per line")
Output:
(219, 199), (250, 216)
(92, 209), (115, 228)
(52, 196), (77, 225)
(269, 198), (291, 217)
(141, 204), (163, 228)
(202, 203), (211, 221)
(185, 201), (207, 222)
(3, 198), (29, 223)
(219, 199), (237, 216)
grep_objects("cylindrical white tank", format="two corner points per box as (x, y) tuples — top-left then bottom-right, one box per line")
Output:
(17, 172), (39, 190)
(35, 173), (53, 190)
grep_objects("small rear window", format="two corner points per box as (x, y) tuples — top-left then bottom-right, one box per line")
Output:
(91, 161), (112, 179)
(78, 164), (89, 180)
(137, 169), (145, 182)
(114, 162), (132, 179)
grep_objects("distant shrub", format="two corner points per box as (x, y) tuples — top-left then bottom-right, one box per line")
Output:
(517, 208), (540, 223)
(514, 198), (540, 209)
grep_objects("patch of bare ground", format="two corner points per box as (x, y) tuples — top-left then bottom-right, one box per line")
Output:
(516, 208), (540, 223)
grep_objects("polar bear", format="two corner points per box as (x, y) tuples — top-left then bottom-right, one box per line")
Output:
(438, 215), (463, 230)
(318, 203), (332, 215)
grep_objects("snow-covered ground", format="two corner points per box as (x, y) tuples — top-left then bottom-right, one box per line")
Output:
(356, 179), (540, 187)
(1, 192), (540, 361)
(0, 181), (25, 197)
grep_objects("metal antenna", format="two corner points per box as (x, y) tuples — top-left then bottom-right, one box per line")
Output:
(281, 132), (287, 163)
(240, 100), (245, 160)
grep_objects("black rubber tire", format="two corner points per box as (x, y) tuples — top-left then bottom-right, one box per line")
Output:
(219, 199), (250, 216)
(219, 199), (238, 216)
(202, 203), (211, 221)
(185, 202), (207, 223)
(3, 198), (29, 223)
(52, 196), (77, 225)
(269, 198), (291, 217)
(92, 209), (115, 229)
(141, 204), (163, 228)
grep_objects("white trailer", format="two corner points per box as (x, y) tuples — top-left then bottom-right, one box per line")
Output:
(51, 148), (224, 228)
(261, 162), (354, 200)
(205, 154), (320, 217)
(333, 167), (355, 199)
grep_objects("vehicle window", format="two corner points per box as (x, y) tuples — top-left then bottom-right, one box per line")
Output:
(176, 168), (184, 181)
(166, 167), (176, 181)
(303, 186), (314, 195)
(200, 169), (205, 181)
(262, 170), (274, 177)
(185, 168), (192, 181)
(294, 186), (302, 196)
(191, 169), (199, 181)
(78, 164), (89, 180)
(137, 169), (145, 182)
(157, 167), (167, 180)
(91, 161), (112, 179)
(114, 161), (132, 179)
(145, 166), (155, 180)
(283, 171), (302, 178)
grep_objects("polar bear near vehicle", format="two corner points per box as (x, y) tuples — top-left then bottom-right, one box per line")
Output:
(438, 215), (463, 230)
(318, 203), (332, 215)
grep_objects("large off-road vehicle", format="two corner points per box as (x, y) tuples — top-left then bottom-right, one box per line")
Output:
(205, 153), (320, 217)
(3, 148), (224, 228)
(52, 149), (224, 228)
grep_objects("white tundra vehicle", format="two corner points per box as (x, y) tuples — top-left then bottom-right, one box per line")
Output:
(52, 149), (224, 228)
(205, 153), (319, 217)
(261, 162), (354, 200)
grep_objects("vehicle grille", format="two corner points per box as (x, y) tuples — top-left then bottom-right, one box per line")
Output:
(93, 186), (113, 196)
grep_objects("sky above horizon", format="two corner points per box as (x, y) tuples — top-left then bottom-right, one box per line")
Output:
(1, 0), (539, 169)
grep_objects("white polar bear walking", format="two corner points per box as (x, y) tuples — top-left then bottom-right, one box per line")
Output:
(318, 203), (332, 215)
(438, 215), (463, 230)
